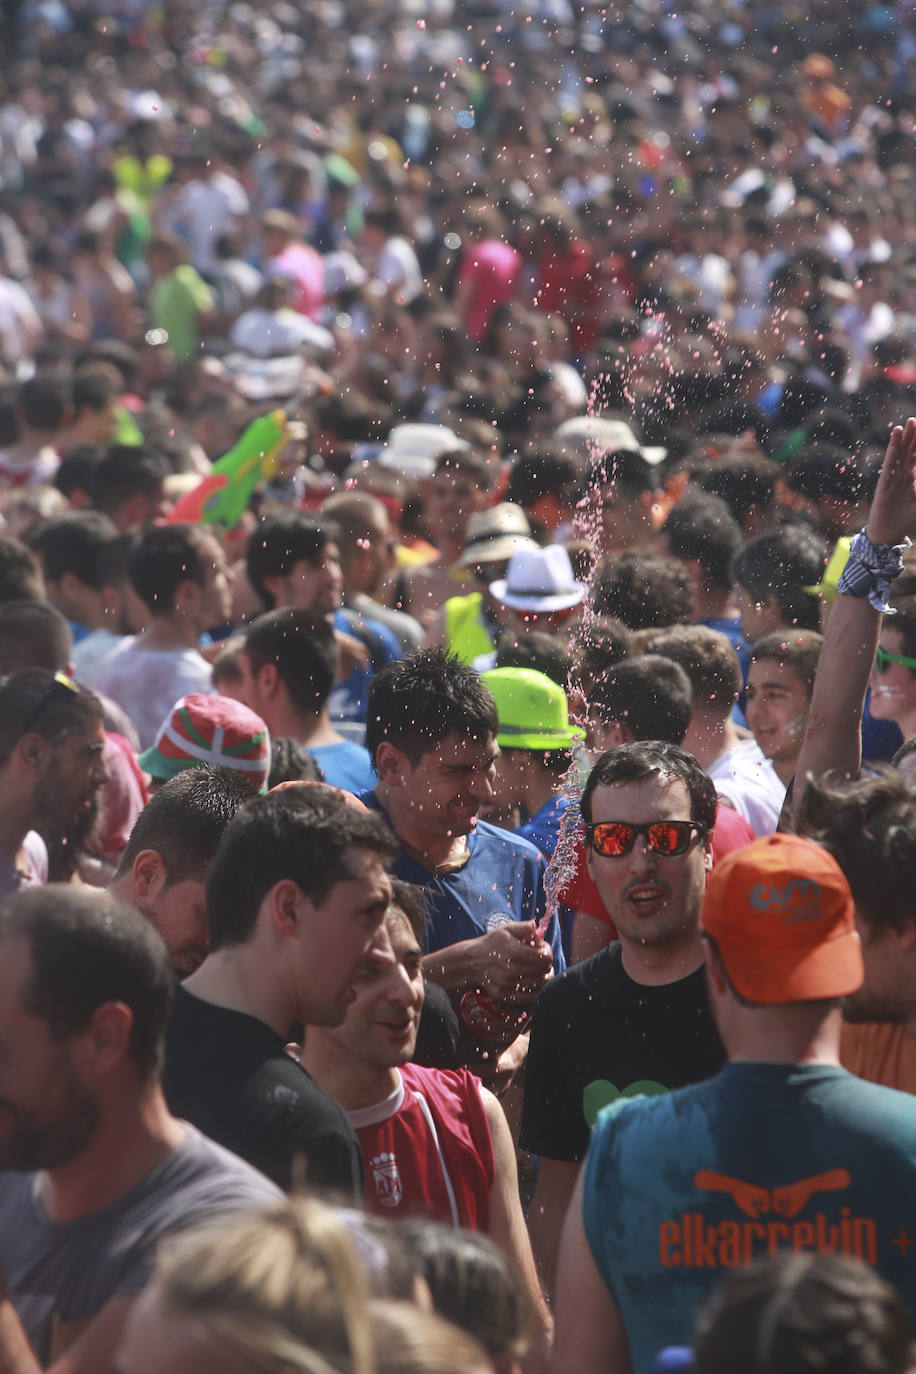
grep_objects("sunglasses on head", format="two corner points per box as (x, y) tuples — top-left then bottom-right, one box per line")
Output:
(584, 819), (707, 858)
(875, 645), (916, 675)
(18, 671), (79, 740)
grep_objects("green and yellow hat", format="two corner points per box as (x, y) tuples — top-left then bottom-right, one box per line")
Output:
(482, 667), (583, 751)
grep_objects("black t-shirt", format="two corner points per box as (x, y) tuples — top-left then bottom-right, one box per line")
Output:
(163, 986), (363, 1198)
(414, 979), (462, 1069)
(520, 942), (725, 1162)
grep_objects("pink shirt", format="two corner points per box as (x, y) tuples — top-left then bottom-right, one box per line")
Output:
(457, 240), (521, 341)
(269, 243), (325, 320)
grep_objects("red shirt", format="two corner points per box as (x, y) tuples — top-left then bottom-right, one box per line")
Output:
(349, 1063), (494, 1229)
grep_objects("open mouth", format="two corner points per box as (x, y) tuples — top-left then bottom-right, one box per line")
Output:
(626, 883), (669, 912)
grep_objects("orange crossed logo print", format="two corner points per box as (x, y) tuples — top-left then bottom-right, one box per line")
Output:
(694, 1169), (851, 1219)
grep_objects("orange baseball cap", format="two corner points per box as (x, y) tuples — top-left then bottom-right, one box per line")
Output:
(701, 833), (863, 1005)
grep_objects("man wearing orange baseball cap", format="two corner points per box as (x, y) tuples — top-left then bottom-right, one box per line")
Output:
(553, 833), (916, 1374)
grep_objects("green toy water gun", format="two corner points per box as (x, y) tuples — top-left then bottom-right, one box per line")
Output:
(166, 410), (289, 529)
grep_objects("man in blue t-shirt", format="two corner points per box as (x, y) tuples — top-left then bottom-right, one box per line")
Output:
(359, 648), (561, 1064)
(554, 832), (916, 1374)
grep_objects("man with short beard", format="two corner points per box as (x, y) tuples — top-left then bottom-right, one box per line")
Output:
(0, 885), (278, 1374)
(0, 667), (109, 896)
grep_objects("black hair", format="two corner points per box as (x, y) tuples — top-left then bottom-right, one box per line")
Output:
(0, 885), (173, 1082)
(581, 739), (717, 832)
(696, 452), (780, 531)
(244, 609), (340, 714)
(493, 631), (572, 691)
(115, 767), (260, 887)
(574, 615), (633, 691)
(0, 600), (72, 673)
(205, 788), (397, 949)
(71, 361), (122, 415)
(506, 447), (579, 508)
(29, 511), (117, 590)
(786, 445), (863, 504)
(365, 649), (499, 769)
(663, 493), (743, 592)
(731, 526), (826, 631)
(88, 445), (170, 522)
(18, 371), (70, 431)
(128, 523), (214, 615)
(588, 655), (693, 746)
(586, 449), (657, 496)
(246, 512), (339, 610)
(267, 740), (324, 789)
(388, 878), (428, 944)
(53, 445), (104, 503)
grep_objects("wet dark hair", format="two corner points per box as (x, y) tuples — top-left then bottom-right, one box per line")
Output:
(115, 767), (259, 887)
(205, 788), (397, 949)
(365, 649), (498, 769)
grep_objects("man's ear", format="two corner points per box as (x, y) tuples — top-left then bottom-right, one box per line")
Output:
(132, 849), (169, 899)
(175, 577), (201, 617)
(375, 740), (407, 787)
(703, 839), (714, 873)
(78, 1001), (134, 1077)
(255, 662), (279, 700)
(261, 573), (286, 606)
(592, 720), (629, 751)
(266, 878), (309, 941)
(16, 732), (51, 776)
(896, 921), (916, 952)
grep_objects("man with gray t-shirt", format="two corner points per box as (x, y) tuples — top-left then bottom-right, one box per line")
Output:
(0, 886), (278, 1374)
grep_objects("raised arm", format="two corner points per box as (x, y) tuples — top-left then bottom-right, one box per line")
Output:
(793, 418), (916, 806)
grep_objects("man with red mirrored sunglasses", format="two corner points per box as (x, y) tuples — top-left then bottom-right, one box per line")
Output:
(522, 740), (725, 1299)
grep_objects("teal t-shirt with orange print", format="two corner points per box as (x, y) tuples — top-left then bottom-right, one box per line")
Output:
(584, 1063), (916, 1374)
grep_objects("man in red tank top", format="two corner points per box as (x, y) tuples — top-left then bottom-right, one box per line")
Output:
(301, 880), (551, 1362)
